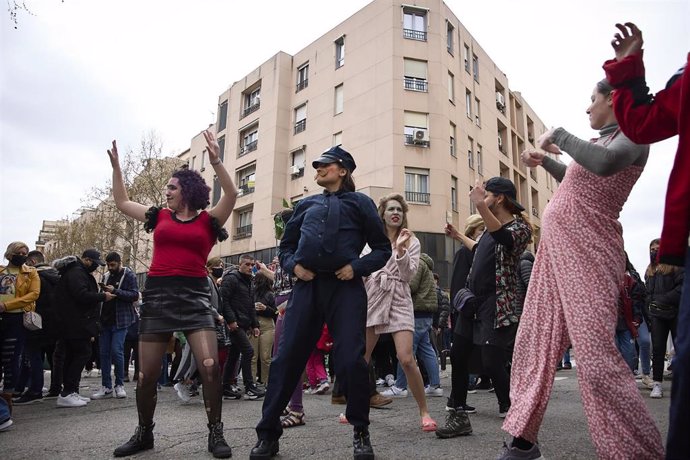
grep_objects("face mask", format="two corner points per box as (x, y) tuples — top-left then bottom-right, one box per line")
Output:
(10, 255), (27, 266)
(650, 250), (658, 264)
(86, 262), (100, 273)
(212, 268), (224, 278)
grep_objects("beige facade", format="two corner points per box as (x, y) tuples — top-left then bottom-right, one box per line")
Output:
(179, 0), (557, 283)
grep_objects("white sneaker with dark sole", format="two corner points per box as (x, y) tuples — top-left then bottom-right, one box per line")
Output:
(650, 382), (663, 399)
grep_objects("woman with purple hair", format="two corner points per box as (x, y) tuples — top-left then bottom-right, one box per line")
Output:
(108, 130), (238, 459)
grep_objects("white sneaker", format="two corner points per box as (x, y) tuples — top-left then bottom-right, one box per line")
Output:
(314, 381), (330, 395)
(640, 374), (655, 389)
(91, 386), (113, 399)
(375, 378), (385, 386)
(381, 386), (408, 398)
(57, 393), (88, 408)
(0, 418), (13, 431)
(82, 369), (93, 378)
(384, 374), (395, 387)
(174, 382), (191, 402)
(114, 385), (127, 399)
(76, 394), (91, 403)
(425, 385), (444, 397)
(650, 382), (663, 399)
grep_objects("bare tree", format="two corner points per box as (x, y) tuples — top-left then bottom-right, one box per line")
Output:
(7, 1), (63, 29)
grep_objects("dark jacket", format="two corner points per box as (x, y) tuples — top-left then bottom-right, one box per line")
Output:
(26, 263), (61, 343)
(515, 250), (535, 317)
(434, 286), (451, 330)
(101, 267), (139, 329)
(220, 270), (258, 330)
(53, 256), (106, 340)
(253, 284), (277, 319)
(645, 267), (684, 310)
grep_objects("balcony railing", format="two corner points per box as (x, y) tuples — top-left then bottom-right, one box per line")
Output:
(238, 184), (255, 196)
(403, 29), (427, 41)
(294, 119), (307, 134)
(532, 207), (539, 217)
(405, 191), (430, 204)
(239, 140), (258, 156)
(241, 102), (260, 119)
(234, 224), (253, 240)
(404, 134), (429, 147)
(296, 79), (308, 92)
(404, 77), (428, 92)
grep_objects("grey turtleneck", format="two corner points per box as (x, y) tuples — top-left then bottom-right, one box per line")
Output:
(540, 124), (649, 182)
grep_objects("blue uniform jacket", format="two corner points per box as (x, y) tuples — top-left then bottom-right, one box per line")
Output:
(279, 190), (391, 277)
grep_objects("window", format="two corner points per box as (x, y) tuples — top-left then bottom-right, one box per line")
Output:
(404, 111), (429, 147)
(237, 164), (256, 195)
(218, 135), (225, 162)
(475, 98), (481, 126)
(477, 144), (483, 175)
(190, 155), (196, 170)
(403, 8), (427, 41)
(296, 63), (309, 92)
(333, 131), (342, 146)
(448, 71), (455, 102)
(294, 104), (307, 134)
(463, 44), (470, 73)
(469, 186), (477, 214)
(446, 22), (454, 54)
(404, 167), (430, 203)
(468, 137), (475, 169)
(450, 122), (456, 157)
(334, 84), (344, 115)
(290, 148), (305, 179)
(240, 124), (258, 156)
(212, 176), (221, 206)
(335, 37), (345, 68)
(234, 207), (253, 240)
(217, 100), (228, 132)
(200, 150), (206, 170)
(465, 90), (472, 119)
(451, 176), (458, 212)
(472, 54), (479, 82)
(242, 86), (261, 118)
(404, 58), (428, 92)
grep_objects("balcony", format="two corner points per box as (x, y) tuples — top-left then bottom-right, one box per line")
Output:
(238, 184), (255, 196)
(404, 133), (430, 147)
(294, 119), (307, 134)
(241, 102), (260, 119)
(532, 207), (539, 217)
(296, 79), (308, 92)
(404, 77), (428, 92)
(405, 191), (430, 204)
(234, 224), (253, 240)
(403, 29), (427, 41)
(239, 140), (258, 156)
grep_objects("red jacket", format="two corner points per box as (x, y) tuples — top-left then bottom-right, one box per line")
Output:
(603, 52), (690, 266)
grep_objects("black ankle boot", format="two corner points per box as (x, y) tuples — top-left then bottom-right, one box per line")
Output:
(113, 423), (155, 457)
(249, 439), (279, 459)
(207, 421), (232, 458)
(353, 426), (375, 460)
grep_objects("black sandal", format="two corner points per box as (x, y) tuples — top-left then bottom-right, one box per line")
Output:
(280, 411), (305, 428)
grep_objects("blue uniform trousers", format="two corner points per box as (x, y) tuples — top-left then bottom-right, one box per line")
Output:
(256, 275), (370, 441)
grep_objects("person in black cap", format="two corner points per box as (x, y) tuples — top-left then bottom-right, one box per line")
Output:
(250, 145), (391, 460)
(52, 248), (115, 408)
(437, 177), (532, 438)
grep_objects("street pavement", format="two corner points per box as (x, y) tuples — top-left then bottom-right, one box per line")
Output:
(1, 366), (670, 459)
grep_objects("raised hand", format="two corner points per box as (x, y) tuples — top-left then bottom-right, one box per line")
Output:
(107, 140), (120, 168)
(469, 180), (486, 206)
(537, 128), (562, 155)
(521, 149), (545, 168)
(612, 22), (643, 60)
(444, 223), (461, 240)
(202, 129), (221, 164)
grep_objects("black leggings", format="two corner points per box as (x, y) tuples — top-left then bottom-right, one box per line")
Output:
(137, 329), (221, 425)
(449, 333), (511, 408)
(650, 315), (678, 382)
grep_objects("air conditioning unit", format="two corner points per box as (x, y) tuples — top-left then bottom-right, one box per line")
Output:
(496, 92), (506, 110)
(413, 129), (428, 144)
(289, 165), (302, 175)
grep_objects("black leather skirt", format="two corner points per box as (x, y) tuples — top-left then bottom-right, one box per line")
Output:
(140, 276), (215, 334)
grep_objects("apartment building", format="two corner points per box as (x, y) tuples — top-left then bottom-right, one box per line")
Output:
(182, 0), (557, 285)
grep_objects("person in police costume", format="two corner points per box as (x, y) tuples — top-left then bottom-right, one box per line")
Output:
(250, 146), (391, 460)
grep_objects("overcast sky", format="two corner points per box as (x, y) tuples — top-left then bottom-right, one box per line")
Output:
(1, 0), (688, 274)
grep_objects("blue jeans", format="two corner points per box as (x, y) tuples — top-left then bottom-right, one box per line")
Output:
(396, 316), (441, 389)
(99, 326), (128, 388)
(667, 247), (690, 459)
(0, 394), (9, 423)
(15, 341), (44, 395)
(562, 348), (571, 365)
(637, 318), (652, 375)
(615, 329), (636, 372)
